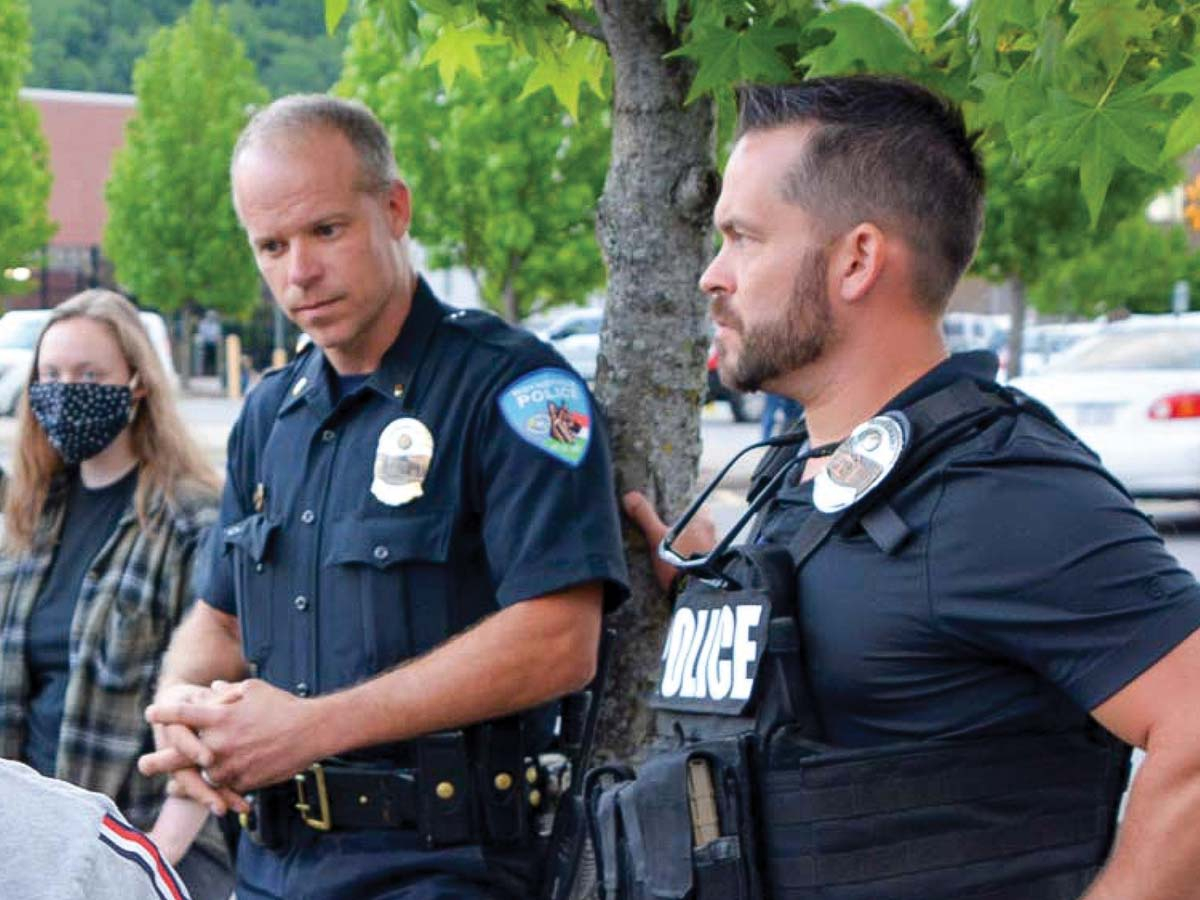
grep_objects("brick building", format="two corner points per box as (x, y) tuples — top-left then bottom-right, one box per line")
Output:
(8, 88), (135, 309)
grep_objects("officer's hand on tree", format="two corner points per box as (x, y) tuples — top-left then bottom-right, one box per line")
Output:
(145, 678), (325, 795)
(623, 490), (717, 593)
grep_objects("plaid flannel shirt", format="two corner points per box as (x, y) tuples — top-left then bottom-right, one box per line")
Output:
(0, 474), (217, 832)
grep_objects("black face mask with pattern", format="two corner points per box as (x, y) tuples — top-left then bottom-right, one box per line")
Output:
(28, 382), (134, 464)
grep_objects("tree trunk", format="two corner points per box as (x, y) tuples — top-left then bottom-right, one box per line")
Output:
(1006, 277), (1026, 380)
(591, 0), (719, 762)
(177, 305), (196, 390)
(501, 262), (520, 323)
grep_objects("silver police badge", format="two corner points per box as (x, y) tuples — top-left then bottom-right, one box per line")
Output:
(371, 418), (434, 506)
(812, 412), (908, 513)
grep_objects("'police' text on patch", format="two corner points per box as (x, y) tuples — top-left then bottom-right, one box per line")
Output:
(498, 368), (592, 466)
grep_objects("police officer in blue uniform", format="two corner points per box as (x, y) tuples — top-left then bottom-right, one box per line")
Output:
(616, 77), (1200, 899)
(139, 95), (628, 899)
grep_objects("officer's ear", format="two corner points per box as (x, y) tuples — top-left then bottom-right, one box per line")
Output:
(829, 222), (886, 306)
(383, 179), (412, 240)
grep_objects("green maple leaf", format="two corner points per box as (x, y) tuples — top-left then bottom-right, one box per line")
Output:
(969, 0), (1039, 61)
(801, 6), (922, 77)
(354, 0), (421, 49)
(972, 71), (1012, 129)
(1150, 61), (1200, 97)
(518, 39), (605, 118)
(325, 0), (349, 35)
(1078, 135), (1117, 228)
(973, 66), (1049, 146)
(665, 0), (682, 31)
(1149, 63), (1200, 158)
(1162, 105), (1200, 159)
(1029, 88), (1163, 225)
(419, 0), (472, 20)
(421, 21), (505, 89)
(671, 24), (799, 103)
(970, 0), (1007, 58)
(1064, 0), (1160, 74)
(670, 31), (740, 103)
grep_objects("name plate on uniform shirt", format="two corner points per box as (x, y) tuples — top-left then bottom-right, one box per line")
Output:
(651, 586), (772, 716)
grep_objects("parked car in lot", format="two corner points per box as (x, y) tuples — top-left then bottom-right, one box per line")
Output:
(0, 308), (178, 416)
(998, 321), (1102, 379)
(704, 343), (760, 422)
(531, 307), (760, 419)
(942, 312), (1008, 354)
(1011, 317), (1200, 499)
(536, 307), (603, 384)
(1019, 323), (1102, 375)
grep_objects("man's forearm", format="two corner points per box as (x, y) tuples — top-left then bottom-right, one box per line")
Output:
(308, 586), (601, 760)
(1084, 736), (1200, 899)
(141, 586), (602, 794)
(159, 601), (247, 692)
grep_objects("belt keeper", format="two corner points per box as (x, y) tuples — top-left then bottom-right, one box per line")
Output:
(476, 717), (528, 845)
(416, 731), (475, 848)
(240, 790), (287, 850)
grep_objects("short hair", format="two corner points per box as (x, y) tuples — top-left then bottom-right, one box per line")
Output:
(231, 94), (398, 194)
(736, 76), (985, 312)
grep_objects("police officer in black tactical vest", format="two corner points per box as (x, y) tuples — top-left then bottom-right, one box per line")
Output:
(613, 76), (1200, 900)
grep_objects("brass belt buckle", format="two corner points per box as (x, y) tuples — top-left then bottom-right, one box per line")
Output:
(294, 762), (332, 831)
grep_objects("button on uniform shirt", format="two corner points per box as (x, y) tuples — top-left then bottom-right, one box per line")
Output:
(204, 279), (629, 755)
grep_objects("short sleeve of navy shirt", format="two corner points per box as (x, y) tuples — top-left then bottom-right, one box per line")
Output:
(202, 279), (628, 703)
(761, 352), (1200, 747)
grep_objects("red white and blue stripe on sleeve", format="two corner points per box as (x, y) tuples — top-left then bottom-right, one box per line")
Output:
(97, 813), (190, 900)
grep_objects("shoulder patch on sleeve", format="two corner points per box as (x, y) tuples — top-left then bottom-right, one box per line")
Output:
(498, 367), (592, 467)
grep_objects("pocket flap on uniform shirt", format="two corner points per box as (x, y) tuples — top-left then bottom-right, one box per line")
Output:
(221, 513), (277, 562)
(326, 511), (452, 569)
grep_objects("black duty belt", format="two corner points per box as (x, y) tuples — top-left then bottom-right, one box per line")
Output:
(241, 731), (546, 851)
(240, 762), (422, 846)
(290, 762), (419, 831)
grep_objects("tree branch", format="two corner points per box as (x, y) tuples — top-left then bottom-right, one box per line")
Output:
(546, 2), (607, 44)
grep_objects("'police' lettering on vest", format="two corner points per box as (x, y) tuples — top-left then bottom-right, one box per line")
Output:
(653, 591), (771, 715)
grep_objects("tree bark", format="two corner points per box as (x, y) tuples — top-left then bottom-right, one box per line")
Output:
(591, 0), (719, 762)
(1006, 277), (1026, 380)
(501, 255), (520, 323)
(177, 305), (196, 389)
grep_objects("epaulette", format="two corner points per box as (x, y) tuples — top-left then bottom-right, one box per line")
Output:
(441, 306), (544, 354)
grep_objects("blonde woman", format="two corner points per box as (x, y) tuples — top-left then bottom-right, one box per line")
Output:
(0, 290), (232, 897)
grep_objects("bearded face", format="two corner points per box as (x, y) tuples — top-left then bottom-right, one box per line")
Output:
(712, 245), (833, 393)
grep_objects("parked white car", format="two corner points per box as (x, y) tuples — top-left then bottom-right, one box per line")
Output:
(942, 312), (1008, 353)
(0, 309), (179, 416)
(1011, 316), (1200, 499)
(1010, 322), (1104, 377)
(534, 307), (603, 384)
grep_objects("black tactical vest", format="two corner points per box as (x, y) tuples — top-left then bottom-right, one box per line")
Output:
(587, 378), (1132, 900)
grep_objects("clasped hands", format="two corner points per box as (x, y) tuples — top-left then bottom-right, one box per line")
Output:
(138, 678), (317, 816)
(136, 492), (710, 817)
